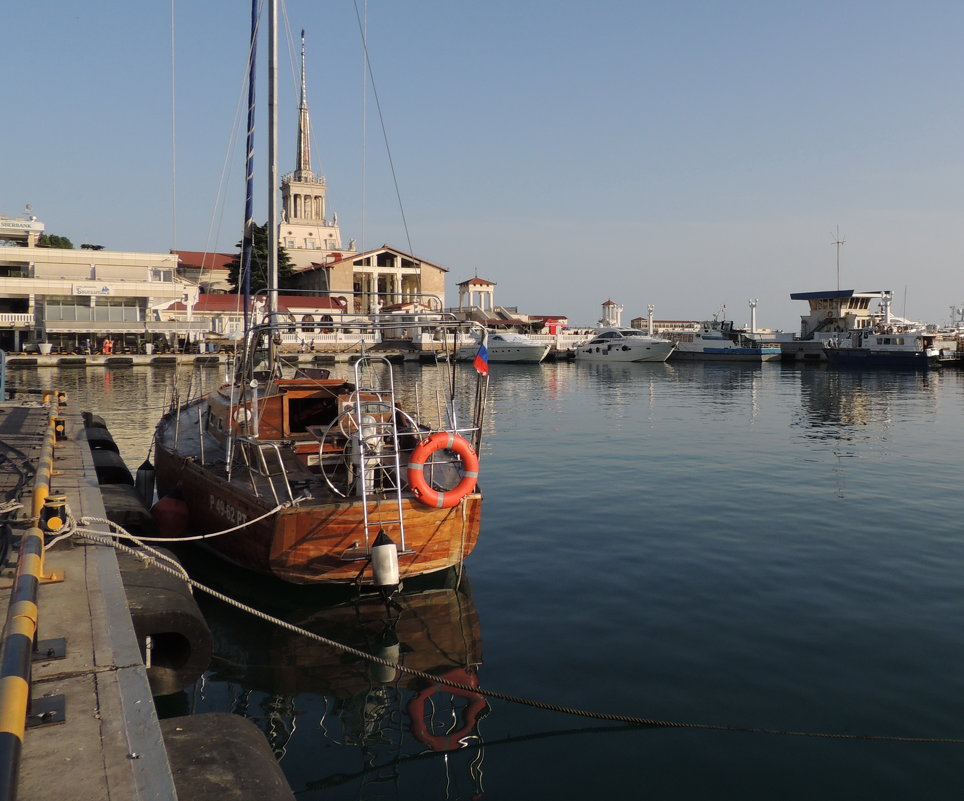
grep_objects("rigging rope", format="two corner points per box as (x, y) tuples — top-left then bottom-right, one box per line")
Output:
(350, 0), (412, 255)
(55, 516), (964, 745)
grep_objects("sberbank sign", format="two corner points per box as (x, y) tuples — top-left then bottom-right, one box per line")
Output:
(0, 221), (41, 230)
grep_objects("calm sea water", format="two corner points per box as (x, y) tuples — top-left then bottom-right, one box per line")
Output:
(9, 361), (964, 799)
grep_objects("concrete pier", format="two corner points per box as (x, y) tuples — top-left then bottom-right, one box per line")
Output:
(6, 352), (389, 369)
(0, 399), (178, 799)
(0, 397), (294, 800)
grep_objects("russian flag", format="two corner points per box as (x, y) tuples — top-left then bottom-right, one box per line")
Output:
(473, 331), (489, 376)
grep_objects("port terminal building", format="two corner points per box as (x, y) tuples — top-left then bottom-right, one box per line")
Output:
(0, 215), (204, 353)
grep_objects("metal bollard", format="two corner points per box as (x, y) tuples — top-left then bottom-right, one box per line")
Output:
(39, 496), (67, 538)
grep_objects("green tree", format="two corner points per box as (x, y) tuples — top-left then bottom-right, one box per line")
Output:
(37, 234), (74, 249)
(227, 222), (295, 295)
(80, 243), (105, 250)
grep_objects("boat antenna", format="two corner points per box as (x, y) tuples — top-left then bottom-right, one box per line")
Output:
(830, 225), (845, 291)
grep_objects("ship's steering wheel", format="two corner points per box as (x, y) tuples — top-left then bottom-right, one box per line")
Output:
(318, 403), (419, 498)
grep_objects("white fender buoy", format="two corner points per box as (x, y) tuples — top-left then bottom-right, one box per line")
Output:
(371, 528), (399, 596)
(371, 627), (400, 684)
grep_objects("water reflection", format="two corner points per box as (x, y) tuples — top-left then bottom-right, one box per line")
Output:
(189, 565), (487, 798)
(793, 364), (942, 433)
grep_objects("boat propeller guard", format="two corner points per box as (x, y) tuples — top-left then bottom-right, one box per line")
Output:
(406, 432), (479, 509)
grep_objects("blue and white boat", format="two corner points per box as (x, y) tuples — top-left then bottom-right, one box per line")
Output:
(662, 318), (781, 362)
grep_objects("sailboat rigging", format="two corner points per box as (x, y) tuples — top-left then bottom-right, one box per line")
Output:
(152, 0), (488, 591)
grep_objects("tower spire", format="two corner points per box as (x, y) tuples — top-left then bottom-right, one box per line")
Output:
(295, 29), (312, 179)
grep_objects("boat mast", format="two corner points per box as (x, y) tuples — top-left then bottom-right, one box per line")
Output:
(267, 0), (280, 325)
(241, 0), (258, 334)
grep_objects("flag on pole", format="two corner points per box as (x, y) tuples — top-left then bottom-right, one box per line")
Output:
(473, 331), (489, 376)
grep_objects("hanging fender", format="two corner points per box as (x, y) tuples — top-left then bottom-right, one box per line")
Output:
(407, 432), (479, 509)
(407, 667), (487, 752)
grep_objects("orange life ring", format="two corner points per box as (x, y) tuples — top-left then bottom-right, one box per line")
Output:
(407, 667), (487, 752)
(407, 432), (479, 509)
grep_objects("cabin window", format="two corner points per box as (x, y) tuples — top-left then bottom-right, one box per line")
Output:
(287, 394), (340, 433)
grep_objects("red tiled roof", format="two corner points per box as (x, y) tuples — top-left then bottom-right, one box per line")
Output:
(172, 250), (234, 272)
(457, 276), (496, 286)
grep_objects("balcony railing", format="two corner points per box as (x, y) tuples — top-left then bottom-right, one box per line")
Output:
(0, 313), (34, 326)
(43, 320), (210, 334)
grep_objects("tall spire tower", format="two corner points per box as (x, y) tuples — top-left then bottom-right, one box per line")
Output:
(280, 29), (354, 273)
(294, 30), (312, 181)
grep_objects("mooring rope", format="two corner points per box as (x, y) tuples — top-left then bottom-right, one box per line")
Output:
(60, 520), (964, 745)
(77, 498), (298, 544)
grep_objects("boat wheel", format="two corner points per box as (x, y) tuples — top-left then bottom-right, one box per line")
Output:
(318, 404), (419, 498)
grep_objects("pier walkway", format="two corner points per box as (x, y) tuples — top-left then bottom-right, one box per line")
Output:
(0, 398), (178, 799)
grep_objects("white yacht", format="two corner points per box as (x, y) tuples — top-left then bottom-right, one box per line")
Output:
(574, 328), (675, 362)
(457, 331), (550, 364)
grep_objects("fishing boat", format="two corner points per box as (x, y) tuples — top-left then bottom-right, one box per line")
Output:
(662, 318), (781, 362)
(455, 331), (549, 364)
(823, 326), (958, 368)
(573, 327), (675, 362)
(151, 1), (488, 591)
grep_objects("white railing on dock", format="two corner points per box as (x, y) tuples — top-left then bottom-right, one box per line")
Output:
(278, 331), (377, 346)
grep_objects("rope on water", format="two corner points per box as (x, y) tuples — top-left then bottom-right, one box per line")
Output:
(60, 520), (964, 745)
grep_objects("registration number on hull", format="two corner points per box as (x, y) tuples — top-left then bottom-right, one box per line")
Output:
(209, 495), (248, 527)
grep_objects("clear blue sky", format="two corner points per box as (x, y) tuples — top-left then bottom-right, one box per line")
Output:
(5, 0), (964, 329)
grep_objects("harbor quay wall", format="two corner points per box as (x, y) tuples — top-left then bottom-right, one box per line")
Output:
(4, 340), (577, 370)
(0, 398), (294, 800)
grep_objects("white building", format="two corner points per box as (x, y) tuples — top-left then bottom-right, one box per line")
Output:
(0, 214), (202, 352)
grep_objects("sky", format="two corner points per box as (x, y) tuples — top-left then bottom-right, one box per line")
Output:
(5, 0), (964, 329)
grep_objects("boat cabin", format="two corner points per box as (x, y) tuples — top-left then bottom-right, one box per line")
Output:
(789, 289), (891, 339)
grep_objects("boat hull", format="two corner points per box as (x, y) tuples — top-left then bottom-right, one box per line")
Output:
(457, 348), (549, 363)
(669, 347), (781, 362)
(154, 442), (481, 585)
(778, 340), (828, 361)
(574, 342), (674, 362)
(455, 343), (550, 363)
(824, 349), (941, 368)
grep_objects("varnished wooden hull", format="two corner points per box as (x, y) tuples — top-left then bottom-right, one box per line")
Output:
(155, 440), (482, 585)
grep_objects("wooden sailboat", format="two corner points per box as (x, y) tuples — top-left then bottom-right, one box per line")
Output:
(153, 1), (487, 588)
